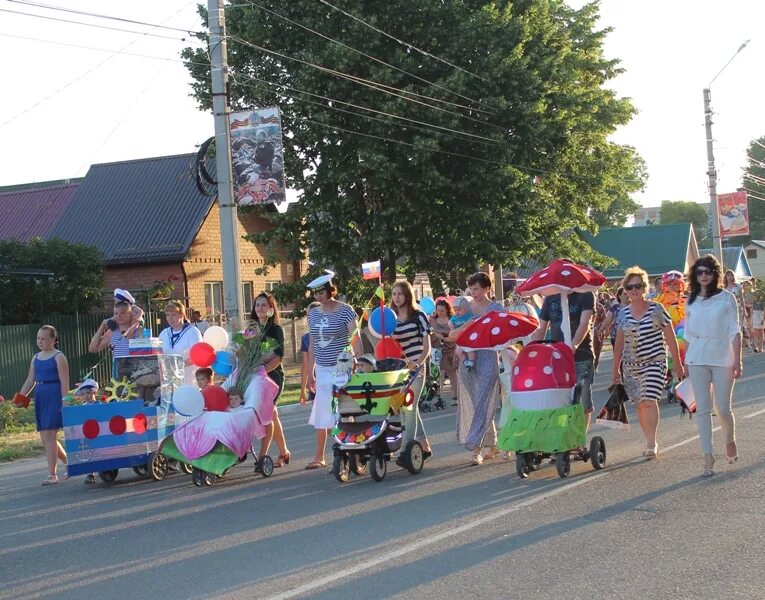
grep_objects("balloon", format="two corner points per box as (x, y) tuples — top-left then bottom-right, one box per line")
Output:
(419, 296), (436, 315)
(173, 385), (204, 416)
(211, 350), (236, 376)
(369, 307), (396, 336)
(375, 337), (404, 360)
(203, 325), (230, 351)
(189, 342), (216, 367)
(202, 385), (229, 412)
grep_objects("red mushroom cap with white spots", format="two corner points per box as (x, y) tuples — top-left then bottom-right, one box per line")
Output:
(455, 311), (539, 351)
(510, 341), (576, 393)
(516, 259), (606, 297)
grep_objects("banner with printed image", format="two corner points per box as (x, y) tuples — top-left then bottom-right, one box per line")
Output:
(718, 191), (749, 238)
(229, 106), (286, 206)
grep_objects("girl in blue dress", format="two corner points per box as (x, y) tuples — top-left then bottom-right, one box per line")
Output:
(18, 325), (70, 485)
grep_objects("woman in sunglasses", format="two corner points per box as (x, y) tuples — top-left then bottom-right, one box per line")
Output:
(684, 255), (742, 477)
(612, 267), (683, 458)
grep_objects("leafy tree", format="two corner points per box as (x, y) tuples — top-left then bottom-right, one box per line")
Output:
(0, 238), (104, 325)
(731, 135), (765, 244)
(183, 0), (646, 291)
(659, 200), (710, 247)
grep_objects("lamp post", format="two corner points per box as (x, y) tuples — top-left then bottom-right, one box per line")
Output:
(704, 40), (750, 264)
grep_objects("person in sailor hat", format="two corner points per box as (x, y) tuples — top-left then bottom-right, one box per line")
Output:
(74, 378), (100, 404)
(113, 288), (145, 331)
(302, 271), (362, 470)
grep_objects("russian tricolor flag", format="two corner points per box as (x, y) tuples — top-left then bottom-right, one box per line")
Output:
(361, 260), (381, 280)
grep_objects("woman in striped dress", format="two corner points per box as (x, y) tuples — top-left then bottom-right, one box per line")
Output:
(391, 281), (433, 461)
(612, 266), (684, 458)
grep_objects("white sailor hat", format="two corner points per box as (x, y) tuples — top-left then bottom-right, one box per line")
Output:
(114, 288), (136, 304)
(74, 378), (99, 395)
(306, 271), (335, 292)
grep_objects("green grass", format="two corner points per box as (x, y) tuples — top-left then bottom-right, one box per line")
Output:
(0, 431), (43, 461)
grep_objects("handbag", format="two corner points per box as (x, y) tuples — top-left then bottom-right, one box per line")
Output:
(12, 392), (30, 409)
(674, 378), (696, 418)
(595, 384), (630, 430)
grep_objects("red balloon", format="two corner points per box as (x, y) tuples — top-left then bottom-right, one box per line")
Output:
(202, 385), (229, 412)
(189, 342), (216, 367)
(375, 337), (403, 360)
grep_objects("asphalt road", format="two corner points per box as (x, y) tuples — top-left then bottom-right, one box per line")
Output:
(2, 351), (764, 600)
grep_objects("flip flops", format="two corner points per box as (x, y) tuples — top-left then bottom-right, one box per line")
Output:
(304, 461), (326, 470)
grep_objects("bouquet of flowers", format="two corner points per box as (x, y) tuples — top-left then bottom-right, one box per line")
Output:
(231, 321), (280, 393)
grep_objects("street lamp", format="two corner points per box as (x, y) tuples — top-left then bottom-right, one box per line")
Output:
(704, 39), (750, 263)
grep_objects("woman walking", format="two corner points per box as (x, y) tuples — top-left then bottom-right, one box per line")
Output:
(250, 292), (291, 468)
(449, 272), (504, 465)
(390, 281), (433, 461)
(611, 267), (683, 458)
(303, 273), (361, 469)
(430, 299), (459, 405)
(684, 255), (742, 477)
(18, 326), (69, 485)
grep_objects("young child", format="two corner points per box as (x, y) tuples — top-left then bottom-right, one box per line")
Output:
(356, 354), (377, 373)
(450, 296), (476, 371)
(114, 288), (145, 333)
(227, 386), (244, 410)
(75, 379), (100, 484)
(195, 367), (213, 390)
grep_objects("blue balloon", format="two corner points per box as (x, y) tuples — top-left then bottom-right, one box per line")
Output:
(419, 296), (436, 315)
(369, 307), (397, 336)
(212, 350), (236, 377)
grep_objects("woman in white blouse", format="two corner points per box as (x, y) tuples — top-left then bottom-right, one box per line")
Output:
(684, 255), (742, 477)
(158, 301), (204, 385)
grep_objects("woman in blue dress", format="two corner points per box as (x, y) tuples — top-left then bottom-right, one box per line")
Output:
(19, 325), (70, 485)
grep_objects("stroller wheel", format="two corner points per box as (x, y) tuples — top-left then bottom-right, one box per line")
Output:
(369, 453), (387, 482)
(179, 462), (193, 475)
(191, 467), (204, 487)
(590, 437), (607, 470)
(515, 453), (530, 479)
(149, 452), (169, 481)
(529, 453), (543, 471)
(132, 464), (149, 477)
(349, 452), (367, 476)
(555, 453), (571, 478)
(203, 471), (216, 486)
(333, 453), (350, 483)
(256, 455), (274, 478)
(402, 441), (424, 474)
(98, 469), (119, 483)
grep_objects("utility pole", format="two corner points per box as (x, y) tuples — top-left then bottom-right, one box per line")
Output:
(704, 40), (750, 265)
(208, 0), (243, 327)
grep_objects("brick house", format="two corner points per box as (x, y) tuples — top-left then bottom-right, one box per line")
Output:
(37, 153), (303, 317)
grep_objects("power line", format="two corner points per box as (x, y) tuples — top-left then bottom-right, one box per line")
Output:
(8, 0), (205, 35)
(228, 0), (495, 114)
(0, 7), (195, 41)
(317, 0), (490, 85)
(228, 35), (504, 132)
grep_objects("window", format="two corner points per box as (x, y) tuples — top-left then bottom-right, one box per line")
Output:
(242, 282), (253, 315)
(747, 249), (758, 260)
(265, 280), (280, 292)
(204, 281), (223, 316)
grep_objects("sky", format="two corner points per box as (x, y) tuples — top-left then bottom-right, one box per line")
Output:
(1, 0), (764, 209)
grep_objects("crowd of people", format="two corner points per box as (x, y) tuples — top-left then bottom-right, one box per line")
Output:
(13, 256), (749, 485)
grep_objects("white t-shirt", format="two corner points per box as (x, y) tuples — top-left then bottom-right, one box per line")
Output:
(159, 323), (204, 385)
(685, 289), (740, 367)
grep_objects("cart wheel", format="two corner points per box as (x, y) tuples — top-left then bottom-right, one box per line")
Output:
(369, 453), (387, 482)
(349, 452), (367, 476)
(192, 467), (204, 487)
(555, 453), (571, 478)
(98, 469), (119, 483)
(149, 452), (169, 481)
(203, 471), (215, 486)
(515, 453), (530, 479)
(402, 440), (424, 475)
(259, 455), (274, 478)
(132, 464), (149, 477)
(333, 452), (350, 483)
(529, 453), (543, 471)
(590, 436), (606, 470)
(179, 462), (193, 475)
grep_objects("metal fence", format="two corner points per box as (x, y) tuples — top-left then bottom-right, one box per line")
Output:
(0, 312), (309, 399)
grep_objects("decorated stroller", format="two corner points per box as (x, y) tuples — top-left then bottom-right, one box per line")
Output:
(419, 347), (446, 412)
(160, 367), (277, 487)
(331, 359), (425, 483)
(499, 259), (608, 479)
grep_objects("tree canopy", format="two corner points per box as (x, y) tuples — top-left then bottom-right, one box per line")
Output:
(658, 200), (710, 247)
(0, 238), (104, 325)
(183, 0), (645, 288)
(737, 135), (765, 243)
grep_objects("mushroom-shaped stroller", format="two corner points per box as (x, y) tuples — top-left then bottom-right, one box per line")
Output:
(502, 259), (608, 479)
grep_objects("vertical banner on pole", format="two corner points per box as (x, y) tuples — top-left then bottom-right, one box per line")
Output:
(229, 106), (286, 206)
(718, 191), (749, 238)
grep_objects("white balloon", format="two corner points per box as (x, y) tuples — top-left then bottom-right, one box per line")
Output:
(173, 385), (204, 416)
(203, 325), (230, 351)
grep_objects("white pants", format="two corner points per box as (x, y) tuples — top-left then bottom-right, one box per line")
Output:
(687, 365), (736, 455)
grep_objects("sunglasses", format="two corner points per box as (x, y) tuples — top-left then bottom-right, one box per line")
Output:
(624, 283), (645, 291)
(695, 267), (713, 276)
